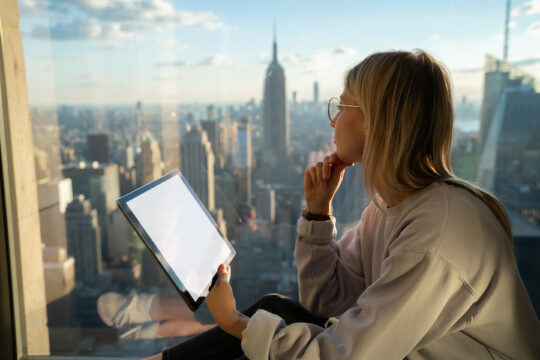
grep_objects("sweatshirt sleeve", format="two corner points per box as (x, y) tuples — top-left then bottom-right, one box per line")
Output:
(294, 214), (367, 318)
(241, 250), (477, 360)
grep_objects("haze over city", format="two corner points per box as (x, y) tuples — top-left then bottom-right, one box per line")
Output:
(19, 0), (540, 105)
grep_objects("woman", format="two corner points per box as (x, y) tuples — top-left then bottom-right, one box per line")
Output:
(147, 50), (539, 359)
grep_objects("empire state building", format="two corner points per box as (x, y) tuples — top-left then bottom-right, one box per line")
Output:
(262, 31), (290, 184)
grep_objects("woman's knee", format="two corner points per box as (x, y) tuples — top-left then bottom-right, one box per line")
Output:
(258, 293), (291, 310)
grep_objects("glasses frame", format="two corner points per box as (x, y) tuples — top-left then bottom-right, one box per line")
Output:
(327, 96), (362, 125)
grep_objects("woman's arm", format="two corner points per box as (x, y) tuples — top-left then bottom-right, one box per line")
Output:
(294, 215), (367, 318)
(242, 250), (476, 359)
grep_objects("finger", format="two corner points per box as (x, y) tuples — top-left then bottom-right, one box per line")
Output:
(309, 166), (318, 188)
(322, 156), (331, 179)
(217, 264), (230, 283)
(304, 167), (315, 188)
(316, 162), (323, 187)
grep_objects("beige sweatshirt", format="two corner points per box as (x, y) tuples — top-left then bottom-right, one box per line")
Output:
(241, 181), (540, 359)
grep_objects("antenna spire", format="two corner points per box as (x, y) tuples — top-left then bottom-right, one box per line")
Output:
(503, 0), (511, 62)
(272, 19), (277, 63)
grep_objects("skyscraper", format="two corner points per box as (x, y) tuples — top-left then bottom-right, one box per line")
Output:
(232, 117), (253, 206)
(182, 125), (215, 211)
(65, 194), (103, 283)
(262, 28), (289, 184)
(476, 56), (540, 224)
(136, 101), (145, 148)
(201, 119), (221, 156)
(313, 81), (319, 104)
(87, 134), (110, 163)
(62, 161), (120, 262)
(38, 178), (75, 303)
(215, 170), (237, 239)
(256, 185), (275, 224)
(478, 55), (535, 153)
(162, 116), (181, 174)
(207, 105), (215, 122)
(137, 133), (162, 186)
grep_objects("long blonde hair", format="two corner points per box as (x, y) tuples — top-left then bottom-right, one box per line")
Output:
(345, 50), (513, 244)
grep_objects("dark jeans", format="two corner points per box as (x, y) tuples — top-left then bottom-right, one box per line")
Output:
(162, 293), (332, 360)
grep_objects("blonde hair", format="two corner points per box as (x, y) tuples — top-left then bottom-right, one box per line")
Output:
(345, 50), (512, 244)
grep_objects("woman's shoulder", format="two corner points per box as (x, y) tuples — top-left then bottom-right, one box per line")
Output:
(387, 180), (509, 253)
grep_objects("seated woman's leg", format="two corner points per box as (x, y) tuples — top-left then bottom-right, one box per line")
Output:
(160, 293), (329, 360)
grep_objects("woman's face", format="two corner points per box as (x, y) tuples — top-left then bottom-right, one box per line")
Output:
(331, 90), (368, 164)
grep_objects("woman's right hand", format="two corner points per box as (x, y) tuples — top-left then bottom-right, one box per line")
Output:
(304, 152), (354, 215)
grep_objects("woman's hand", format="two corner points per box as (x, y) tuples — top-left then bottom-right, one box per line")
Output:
(304, 152), (354, 215)
(205, 264), (249, 339)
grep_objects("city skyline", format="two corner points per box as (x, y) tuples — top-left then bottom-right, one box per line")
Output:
(19, 0), (540, 105)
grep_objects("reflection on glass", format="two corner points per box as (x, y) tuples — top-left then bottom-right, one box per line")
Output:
(16, 0), (540, 357)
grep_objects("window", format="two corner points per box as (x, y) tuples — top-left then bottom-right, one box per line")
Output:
(2, 0), (539, 358)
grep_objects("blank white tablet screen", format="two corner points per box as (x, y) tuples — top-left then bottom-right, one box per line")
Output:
(126, 174), (233, 300)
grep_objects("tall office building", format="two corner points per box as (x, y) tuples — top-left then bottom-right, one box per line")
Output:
(65, 195), (103, 283)
(256, 185), (275, 224)
(119, 146), (135, 169)
(262, 29), (290, 184)
(479, 55), (535, 153)
(38, 178), (73, 248)
(232, 117), (253, 206)
(182, 125), (215, 211)
(136, 101), (145, 148)
(215, 171), (237, 239)
(333, 164), (369, 234)
(201, 120), (221, 156)
(87, 134), (110, 163)
(236, 117), (253, 169)
(207, 105), (215, 122)
(137, 134), (162, 186)
(477, 56), (540, 223)
(210, 208), (228, 238)
(38, 178), (75, 303)
(106, 209), (131, 260)
(62, 162), (120, 262)
(313, 81), (319, 104)
(162, 117), (181, 173)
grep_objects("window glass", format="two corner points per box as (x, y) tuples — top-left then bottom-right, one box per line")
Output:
(16, 0), (540, 357)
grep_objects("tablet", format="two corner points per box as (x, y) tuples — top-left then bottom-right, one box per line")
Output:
(117, 169), (236, 311)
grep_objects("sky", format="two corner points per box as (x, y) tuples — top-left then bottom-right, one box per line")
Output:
(18, 0), (540, 105)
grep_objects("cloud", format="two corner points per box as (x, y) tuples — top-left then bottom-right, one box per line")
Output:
(19, 0), (48, 16)
(511, 56), (540, 66)
(255, 52), (269, 63)
(451, 66), (483, 74)
(450, 56), (540, 73)
(31, 18), (133, 40)
(157, 54), (232, 67)
(528, 21), (540, 34)
(512, 0), (540, 16)
(151, 37), (189, 50)
(52, 0), (224, 29)
(26, 0), (226, 41)
(254, 47), (360, 78)
(280, 54), (300, 64)
(94, 42), (134, 51)
(154, 74), (183, 81)
(429, 33), (441, 40)
(196, 54), (231, 66)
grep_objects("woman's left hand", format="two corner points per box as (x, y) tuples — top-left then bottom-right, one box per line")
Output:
(206, 264), (242, 332)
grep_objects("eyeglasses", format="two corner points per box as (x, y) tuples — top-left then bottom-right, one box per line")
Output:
(327, 97), (363, 125)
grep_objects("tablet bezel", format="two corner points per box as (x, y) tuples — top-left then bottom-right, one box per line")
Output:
(116, 169), (236, 311)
